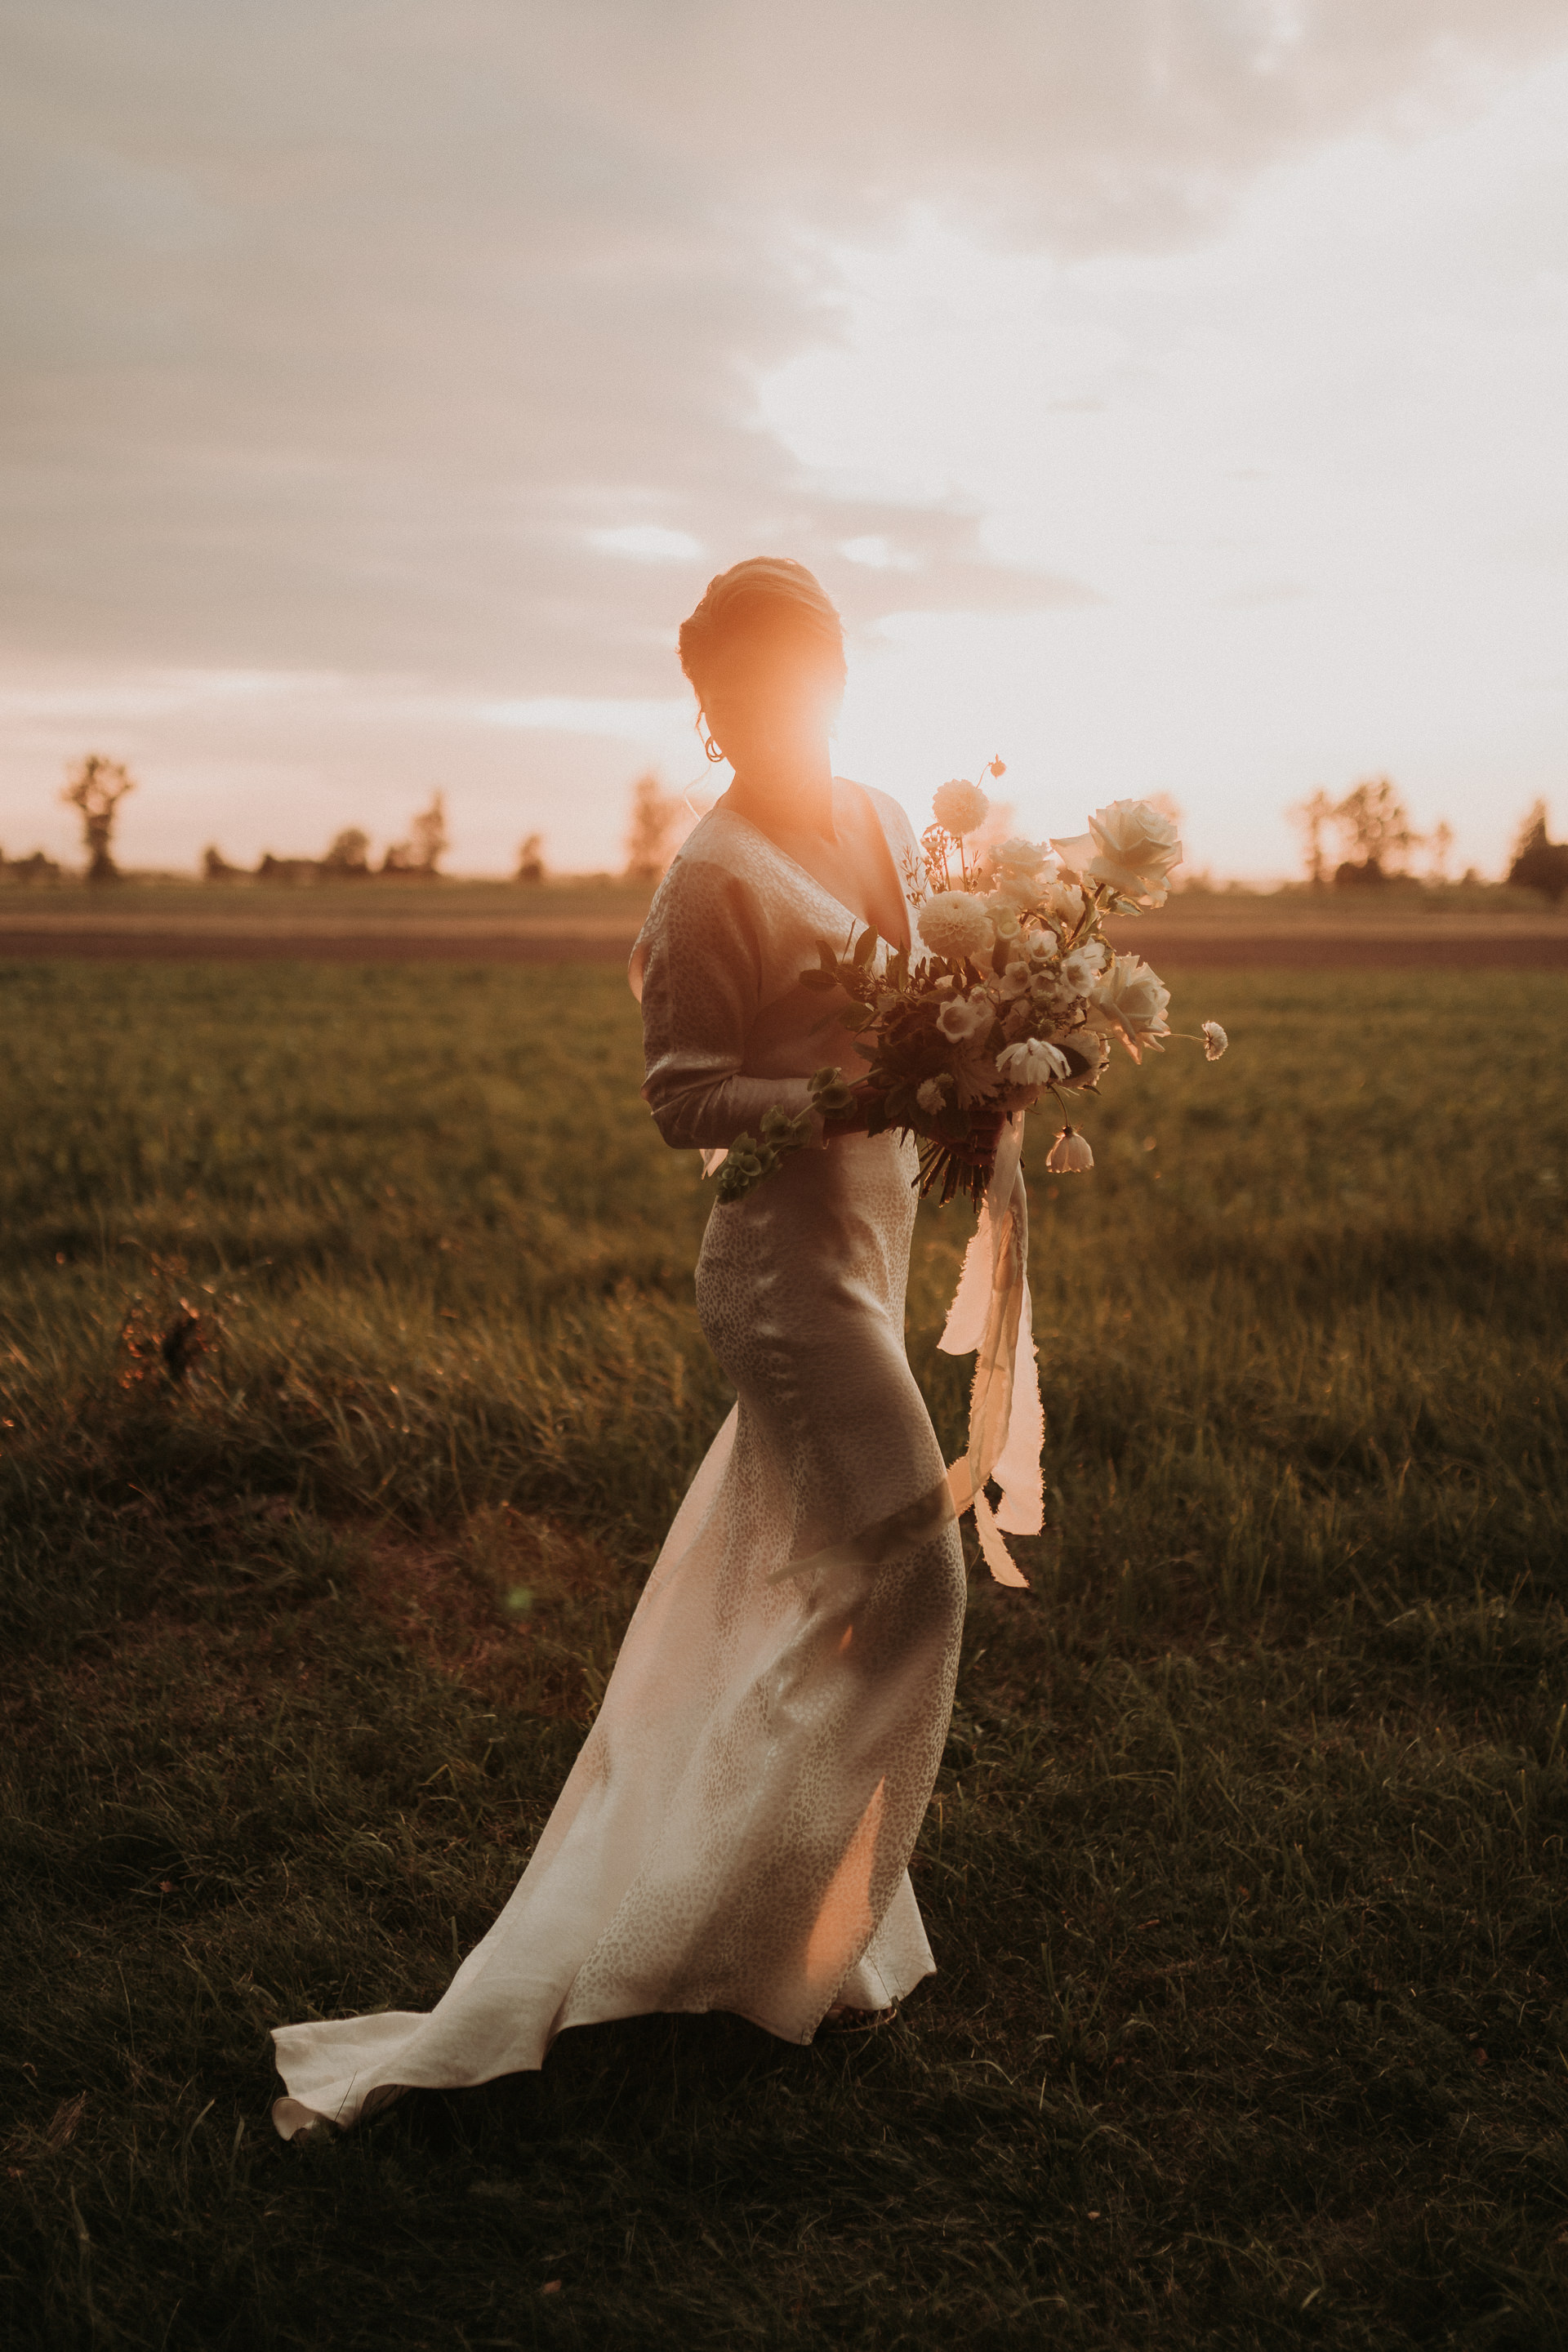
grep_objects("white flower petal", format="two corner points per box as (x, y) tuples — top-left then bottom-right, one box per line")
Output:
(936, 992), (993, 1044)
(1045, 1126), (1095, 1174)
(996, 1038), (1071, 1087)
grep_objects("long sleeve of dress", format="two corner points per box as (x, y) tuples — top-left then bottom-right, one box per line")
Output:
(636, 853), (817, 1152)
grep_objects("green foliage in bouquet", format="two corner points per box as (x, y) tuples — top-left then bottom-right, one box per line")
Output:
(711, 1067), (856, 1202)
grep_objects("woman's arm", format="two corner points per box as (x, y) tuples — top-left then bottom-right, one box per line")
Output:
(636, 857), (817, 1152)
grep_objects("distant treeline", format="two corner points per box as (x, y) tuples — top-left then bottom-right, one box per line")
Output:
(1285, 779), (1568, 903)
(207, 795), (452, 885)
(6, 757), (1568, 902)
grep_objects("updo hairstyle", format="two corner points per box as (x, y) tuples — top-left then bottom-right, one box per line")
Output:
(678, 557), (846, 704)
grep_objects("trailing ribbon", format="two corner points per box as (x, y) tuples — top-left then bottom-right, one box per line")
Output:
(938, 1111), (1042, 1588)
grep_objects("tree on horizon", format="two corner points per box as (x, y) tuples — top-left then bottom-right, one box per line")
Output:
(624, 773), (684, 884)
(1330, 777), (1420, 888)
(382, 792), (449, 878)
(1507, 800), (1568, 902)
(1287, 787), (1336, 889)
(321, 828), (372, 878)
(60, 755), (136, 883)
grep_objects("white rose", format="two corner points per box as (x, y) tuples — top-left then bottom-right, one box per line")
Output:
(931, 778), (991, 837)
(1089, 951), (1172, 1062)
(1085, 799), (1183, 907)
(996, 1038), (1071, 1088)
(988, 835), (1055, 880)
(983, 840), (1060, 906)
(916, 889), (994, 964)
(987, 835), (1033, 871)
(1202, 1020), (1229, 1061)
(936, 992), (993, 1044)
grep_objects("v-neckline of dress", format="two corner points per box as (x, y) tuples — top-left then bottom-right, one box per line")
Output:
(722, 782), (914, 960)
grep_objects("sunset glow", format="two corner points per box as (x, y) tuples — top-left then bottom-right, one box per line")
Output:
(2, 6), (1566, 878)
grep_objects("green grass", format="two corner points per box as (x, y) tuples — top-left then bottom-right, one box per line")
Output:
(2, 959), (1566, 2352)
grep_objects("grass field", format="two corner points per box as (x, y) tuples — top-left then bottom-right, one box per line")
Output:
(2, 959), (1566, 2351)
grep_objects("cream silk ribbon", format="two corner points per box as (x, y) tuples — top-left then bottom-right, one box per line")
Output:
(938, 1111), (1043, 1588)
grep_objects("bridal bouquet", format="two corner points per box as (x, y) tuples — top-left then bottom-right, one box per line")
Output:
(713, 763), (1228, 1209)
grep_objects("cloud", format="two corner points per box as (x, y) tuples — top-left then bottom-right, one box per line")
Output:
(5, 2), (1565, 672)
(2, 1), (1566, 865)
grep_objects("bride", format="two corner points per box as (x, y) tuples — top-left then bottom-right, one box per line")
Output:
(270, 558), (977, 2136)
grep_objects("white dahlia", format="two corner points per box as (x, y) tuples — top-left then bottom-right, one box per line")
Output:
(931, 779), (991, 837)
(916, 889), (994, 964)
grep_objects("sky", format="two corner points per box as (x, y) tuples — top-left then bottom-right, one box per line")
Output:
(2, 0), (1567, 880)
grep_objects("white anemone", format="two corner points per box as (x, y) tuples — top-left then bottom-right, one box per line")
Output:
(996, 1039), (1071, 1087)
(1045, 1126), (1095, 1174)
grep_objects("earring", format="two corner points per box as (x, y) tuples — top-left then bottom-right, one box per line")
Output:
(700, 719), (725, 764)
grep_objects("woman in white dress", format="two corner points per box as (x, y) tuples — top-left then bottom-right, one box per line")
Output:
(270, 559), (969, 2136)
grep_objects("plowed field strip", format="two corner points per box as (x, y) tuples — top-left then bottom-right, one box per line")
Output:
(2, 924), (1565, 965)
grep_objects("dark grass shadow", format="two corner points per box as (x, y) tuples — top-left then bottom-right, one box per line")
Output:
(394, 2008), (817, 2158)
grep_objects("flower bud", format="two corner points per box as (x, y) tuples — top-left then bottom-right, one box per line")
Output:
(808, 1066), (856, 1118)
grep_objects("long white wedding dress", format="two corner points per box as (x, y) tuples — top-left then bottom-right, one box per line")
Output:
(270, 788), (980, 2137)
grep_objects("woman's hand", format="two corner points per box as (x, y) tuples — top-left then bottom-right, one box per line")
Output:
(819, 1076), (876, 1141)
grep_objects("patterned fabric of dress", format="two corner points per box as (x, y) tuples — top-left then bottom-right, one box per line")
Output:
(269, 787), (966, 2136)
